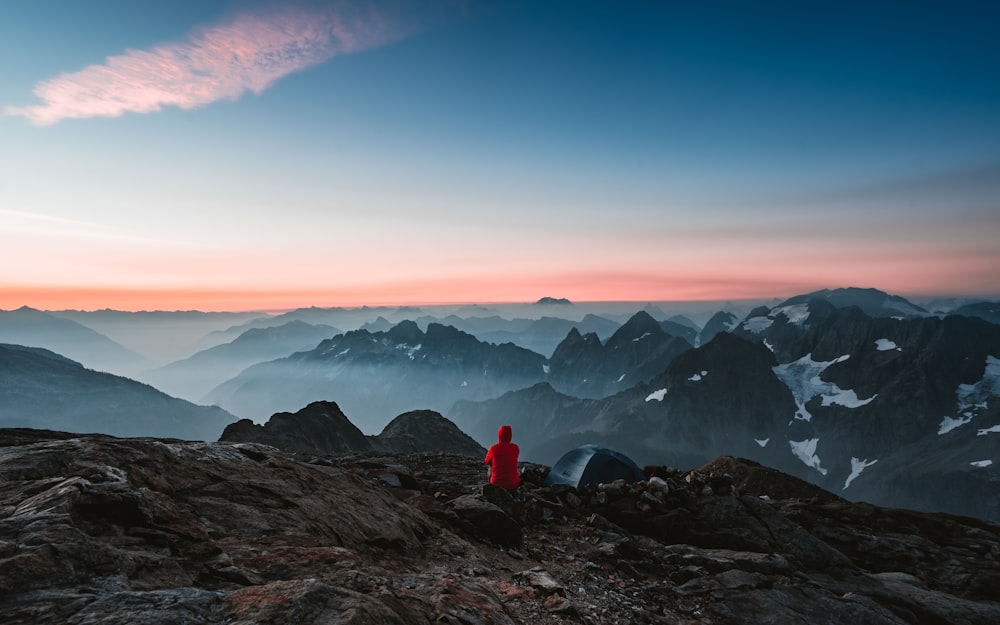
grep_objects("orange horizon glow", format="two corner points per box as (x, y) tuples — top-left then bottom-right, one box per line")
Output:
(2, 275), (995, 313)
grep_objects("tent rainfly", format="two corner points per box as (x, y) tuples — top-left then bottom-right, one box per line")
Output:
(544, 444), (644, 488)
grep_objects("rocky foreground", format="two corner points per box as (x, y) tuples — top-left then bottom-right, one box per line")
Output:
(1, 429), (999, 624)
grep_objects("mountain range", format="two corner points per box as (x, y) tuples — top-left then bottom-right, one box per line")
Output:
(202, 320), (550, 431)
(0, 306), (150, 376)
(0, 343), (235, 440)
(1, 287), (998, 521)
(451, 289), (1000, 520)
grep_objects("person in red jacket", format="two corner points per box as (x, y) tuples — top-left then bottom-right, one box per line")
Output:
(484, 424), (520, 490)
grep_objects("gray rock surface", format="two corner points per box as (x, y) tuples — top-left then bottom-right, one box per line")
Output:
(2, 429), (999, 624)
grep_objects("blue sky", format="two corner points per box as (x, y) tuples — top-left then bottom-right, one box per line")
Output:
(1, 1), (998, 310)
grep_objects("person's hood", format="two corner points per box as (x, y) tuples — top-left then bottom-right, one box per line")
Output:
(497, 425), (512, 444)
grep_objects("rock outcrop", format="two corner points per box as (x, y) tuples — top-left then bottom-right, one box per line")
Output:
(219, 400), (373, 454)
(372, 409), (486, 457)
(220, 403), (486, 458)
(3, 428), (999, 624)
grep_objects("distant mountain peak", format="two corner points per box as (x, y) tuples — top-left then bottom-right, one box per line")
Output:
(387, 319), (423, 343)
(641, 303), (667, 320)
(610, 310), (663, 341)
(535, 297), (572, 305)
(777, 287), (929, 319)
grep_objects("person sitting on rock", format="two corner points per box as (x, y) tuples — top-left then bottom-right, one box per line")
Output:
(484, 424), (520, 490)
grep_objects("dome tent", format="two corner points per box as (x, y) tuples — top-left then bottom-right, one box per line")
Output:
(544, 444), (644, 488)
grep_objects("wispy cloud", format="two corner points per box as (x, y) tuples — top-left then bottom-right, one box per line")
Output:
(5, 4), (400, 125)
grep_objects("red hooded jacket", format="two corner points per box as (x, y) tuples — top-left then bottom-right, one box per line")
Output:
(484, 425), (520, 489)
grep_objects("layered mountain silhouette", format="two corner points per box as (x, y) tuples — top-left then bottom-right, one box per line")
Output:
(203, 321), (550, 432)
(144, 320), (339, 400)
(50, 308), (266, 365)
(951, 300), (1000, 325)
(0, 343), (235, 440)
(364, 313), (622, 359)
(0, 306), (149, 376)
(203, 312), (696, 432)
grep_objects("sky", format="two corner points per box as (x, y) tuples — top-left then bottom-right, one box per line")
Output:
(2, 0), (999, 312)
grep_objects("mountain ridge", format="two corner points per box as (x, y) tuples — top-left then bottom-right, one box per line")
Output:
(0, 342), (236, 441)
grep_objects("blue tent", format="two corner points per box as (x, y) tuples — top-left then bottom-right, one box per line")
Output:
(545, 444), (644, 488)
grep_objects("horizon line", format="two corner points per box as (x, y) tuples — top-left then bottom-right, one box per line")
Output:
(4, 290), (998, 315)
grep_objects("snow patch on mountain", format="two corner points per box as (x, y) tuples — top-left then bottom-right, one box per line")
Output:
(875, 339), (900, 351)
(789, 438), (827, 475)
(773, 354), (872, 421)
(645, 388), (667, 402)
(774, 303), (810, 325)
(844, 457), (878, 490)
(742, 316), (773, 334)
(978, 425), (1000, 436)
(755, 438), (769, 447)
(970, 460), (993, 468)
(396, 343), (422, 360)
(820, 388), (875, 408)
(688, 370), (708, 382)
(939, 415), (974, 435)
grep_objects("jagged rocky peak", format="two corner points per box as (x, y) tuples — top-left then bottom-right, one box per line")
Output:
(360, 315), (394, 332)
(699, 309), (740, 343)
(607, 310), (664, 343)
(551, 326), (601, 354)
(373, 409), (486, 458)
(386, 318), (423, 343)
(219, 400), (372, 454)
(424, 321), (475, 343)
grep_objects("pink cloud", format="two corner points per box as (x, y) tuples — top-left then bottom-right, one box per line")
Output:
(5, 5), (397, 125)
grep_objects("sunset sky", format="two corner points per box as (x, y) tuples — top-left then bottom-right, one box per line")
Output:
(2, 0), (999, 312)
